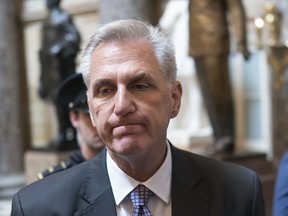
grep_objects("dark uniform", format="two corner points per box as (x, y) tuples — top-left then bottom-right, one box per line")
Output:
(38, 73), (89, 179)
(38, 150), (84, 179)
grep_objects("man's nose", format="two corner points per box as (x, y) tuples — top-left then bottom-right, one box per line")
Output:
(113, 88), (136, 116)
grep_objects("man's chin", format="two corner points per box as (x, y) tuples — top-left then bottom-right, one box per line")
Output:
(110, 138), (146, 156)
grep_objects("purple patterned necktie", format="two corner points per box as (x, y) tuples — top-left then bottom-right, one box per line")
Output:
(129, 184), (154, 216)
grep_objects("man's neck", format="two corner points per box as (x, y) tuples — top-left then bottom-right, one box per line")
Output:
(108, 143), (167, 182)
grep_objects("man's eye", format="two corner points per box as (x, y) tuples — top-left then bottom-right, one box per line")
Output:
(98, 87), (113, 96)
(133, 84), (149, 91)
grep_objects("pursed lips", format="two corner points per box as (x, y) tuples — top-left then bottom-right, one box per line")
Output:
(112, 122), (144, 137)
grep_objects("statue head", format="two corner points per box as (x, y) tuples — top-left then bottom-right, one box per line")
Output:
(45, 0), (61, 10)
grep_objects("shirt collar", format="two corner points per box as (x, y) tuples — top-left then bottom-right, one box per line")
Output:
(106, 141), (172, 205)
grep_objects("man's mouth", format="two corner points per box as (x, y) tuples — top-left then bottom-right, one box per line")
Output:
(112, 124), (144, 137)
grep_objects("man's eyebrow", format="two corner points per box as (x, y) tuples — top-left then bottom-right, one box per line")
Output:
(91, 79), (113, 90)
(129, 72), (154, 83)
(90, 72), (155, 90)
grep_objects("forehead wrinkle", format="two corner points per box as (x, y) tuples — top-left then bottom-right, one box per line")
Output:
(91, 53), (152, 76)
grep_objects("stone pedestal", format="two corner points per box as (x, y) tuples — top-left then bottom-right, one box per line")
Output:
(24, 150), (72, 184)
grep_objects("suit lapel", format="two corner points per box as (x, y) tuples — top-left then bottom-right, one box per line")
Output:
(171, 145), (210, 215)
(74, 149), (117, 216)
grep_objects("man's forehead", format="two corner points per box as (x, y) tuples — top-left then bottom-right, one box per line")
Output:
(92, 39), (154, 59)
(90, 43), (159, 73)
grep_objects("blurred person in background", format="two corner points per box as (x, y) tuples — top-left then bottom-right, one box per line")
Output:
(273, 152), (288, 216)
(38, 73), (104, 179)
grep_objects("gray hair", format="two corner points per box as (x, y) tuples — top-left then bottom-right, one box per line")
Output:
(80, 19), (177, 87)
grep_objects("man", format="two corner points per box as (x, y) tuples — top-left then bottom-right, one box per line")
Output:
(273, 151), (288, 216)
(11, 19), (264, 216)
(38, 73), (105, 179)
(38, 0), (81, 150)
(188, 0), (250, 154)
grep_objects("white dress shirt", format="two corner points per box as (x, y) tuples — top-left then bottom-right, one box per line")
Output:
(106, 142), (172, 216)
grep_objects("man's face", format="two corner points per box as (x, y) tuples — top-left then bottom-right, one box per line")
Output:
(70, 111), (104, 151)
(87, 40), (182, 158)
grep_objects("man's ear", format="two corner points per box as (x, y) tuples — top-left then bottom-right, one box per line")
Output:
(87, 92), (96, 127)
(69, 111), (79, 128)
(171, 80), (182, 118)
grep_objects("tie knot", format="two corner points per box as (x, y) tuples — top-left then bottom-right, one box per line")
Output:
(129, 184), (153, 207)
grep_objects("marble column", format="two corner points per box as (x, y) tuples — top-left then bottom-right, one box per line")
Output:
(268, 45), (288, 166)
(98, 0), (165, 25)
(0, 0), (30, 173)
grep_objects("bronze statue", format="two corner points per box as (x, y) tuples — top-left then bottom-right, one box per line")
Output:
(38, 0), (81, 151)
(188, 0), (250, 154)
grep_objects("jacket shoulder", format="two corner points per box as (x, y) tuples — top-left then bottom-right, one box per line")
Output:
(171, 145), (265, 215)
(37, 150), (85, 179)
(172, 145), (257, 177)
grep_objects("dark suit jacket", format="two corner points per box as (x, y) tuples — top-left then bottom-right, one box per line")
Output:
(273, 152), (288, 216)
(11, 144), (265, 216)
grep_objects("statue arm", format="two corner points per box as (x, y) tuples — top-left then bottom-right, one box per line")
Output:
(226, 0), (250, 60)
